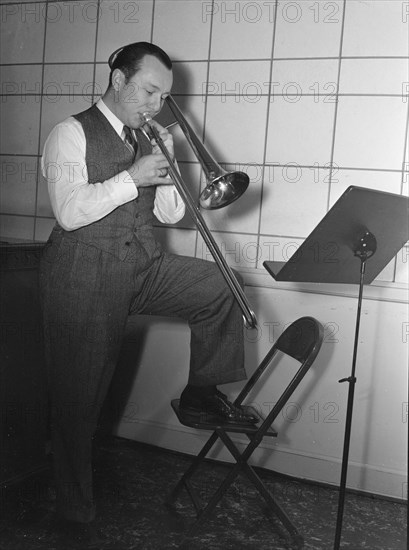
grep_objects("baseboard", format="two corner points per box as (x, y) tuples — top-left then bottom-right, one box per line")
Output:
(114, 418), (407, 502)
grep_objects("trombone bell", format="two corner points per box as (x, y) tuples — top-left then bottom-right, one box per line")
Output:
(199, 171), (249, 210)
(165, 95), (249, 211)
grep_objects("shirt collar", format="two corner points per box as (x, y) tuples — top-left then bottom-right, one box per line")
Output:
(96, 98), (125, 138)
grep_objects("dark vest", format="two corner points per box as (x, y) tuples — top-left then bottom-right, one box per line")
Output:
(57, 104), (161, 263)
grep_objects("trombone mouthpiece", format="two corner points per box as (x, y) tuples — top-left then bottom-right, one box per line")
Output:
(142, 112), (152, 123)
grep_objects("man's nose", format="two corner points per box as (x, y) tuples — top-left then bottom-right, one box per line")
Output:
(149, 94), (162, 112)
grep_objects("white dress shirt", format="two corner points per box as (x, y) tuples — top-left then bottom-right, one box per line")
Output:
(41, 99), (185, 231)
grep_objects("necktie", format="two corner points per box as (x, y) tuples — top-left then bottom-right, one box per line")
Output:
(123, 126), (137, 157)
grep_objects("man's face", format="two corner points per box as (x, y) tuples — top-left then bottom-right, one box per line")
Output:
(113, 54), (173, 128)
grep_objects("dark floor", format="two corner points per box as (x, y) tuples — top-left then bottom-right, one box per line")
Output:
(0, 436), (406, 550)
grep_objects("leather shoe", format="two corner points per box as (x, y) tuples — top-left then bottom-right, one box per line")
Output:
(179, 389), (258, 425)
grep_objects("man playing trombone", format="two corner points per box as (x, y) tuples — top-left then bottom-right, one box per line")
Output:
(40, 41), (257, 542)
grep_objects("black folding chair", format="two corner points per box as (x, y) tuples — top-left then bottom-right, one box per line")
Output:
(167, 316), (324, 548)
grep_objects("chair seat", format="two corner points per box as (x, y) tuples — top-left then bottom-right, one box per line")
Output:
(171, 399), (278, 436)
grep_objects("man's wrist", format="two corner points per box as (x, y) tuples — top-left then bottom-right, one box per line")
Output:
(126, 166), (139, 187)
(116, 168), (139, 197)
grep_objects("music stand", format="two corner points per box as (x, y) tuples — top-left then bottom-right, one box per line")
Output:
(263, 186), (409, 549)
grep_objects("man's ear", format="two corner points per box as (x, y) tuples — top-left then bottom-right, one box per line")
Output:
(111, 68), (125, 91)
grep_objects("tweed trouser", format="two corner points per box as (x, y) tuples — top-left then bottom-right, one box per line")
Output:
(39, 232), (245, 522)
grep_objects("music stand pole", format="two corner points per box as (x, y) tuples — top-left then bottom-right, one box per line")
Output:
(333, 231), (377, 550)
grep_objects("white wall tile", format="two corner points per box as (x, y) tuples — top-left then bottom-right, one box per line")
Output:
(196, 230), (260, 269)
(271, 59), (339, 99)
(94, 63), (110, 98)
(329, 170), (403, 207)
(404, 133), (409, 202)
(44, 1), (98, 63)
(201, 164), (262, 235)
(334, 97), (407, 170)
(34, 216), (55, 242)
(339, 59), (408, 96)
(154, 226), (197, 257)
(1, 96), (41, 155)
(171, 61), (209, 96)
(43, 64), (95, 102)
(0, 214), (34, 240)
(0, 156), (37, 215)
(0, 2), (46, 63)
(200, 202), (259, 236)
(205, 96), (269, 164)
(96, 0), (154, 63)
(209, 0), (275, 60)
(343, 0), (408, 57)
(207, 60), (271, 98)
(266, 96), (336, 166)
(0, 65), (42, 96)
(40, 95), (93, 150)
(403, 177), (409, 202)
(395, 246), (409, 284)
(260, 168), (330, 238)
(36, 170), (53, 218)
(274, 0), (343, 58)
(152, 0), (211, 60)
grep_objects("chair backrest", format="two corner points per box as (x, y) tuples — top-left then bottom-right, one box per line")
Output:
(264, 316), (324, 426)
(275, 316), (323, 364)
(237, 317), (324, 432)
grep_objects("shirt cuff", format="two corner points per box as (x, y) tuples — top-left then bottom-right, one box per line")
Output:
(154, 185), (186, 224)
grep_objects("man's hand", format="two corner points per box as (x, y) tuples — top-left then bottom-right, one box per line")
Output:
(127, 120), (174, 187)
(127, 154), (173, 187)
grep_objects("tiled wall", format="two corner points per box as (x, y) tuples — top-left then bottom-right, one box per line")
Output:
(1, 0), (408, 288)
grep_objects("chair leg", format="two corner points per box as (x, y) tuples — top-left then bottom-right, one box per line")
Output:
(165, 431), (220, 508)
(220, 431), (304, 546)
(187, 462), (243, 537)
(186, 429), (253, 536)
(190, 430), (304, 548)
(242, 462), (304, 547)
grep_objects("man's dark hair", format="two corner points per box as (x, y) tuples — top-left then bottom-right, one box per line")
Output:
(107, 42), (172, 87)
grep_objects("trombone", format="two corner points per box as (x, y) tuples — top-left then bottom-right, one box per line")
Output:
(141, 95), (258, 329)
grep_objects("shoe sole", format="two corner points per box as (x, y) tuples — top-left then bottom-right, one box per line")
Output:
(179, 406), (258, 426)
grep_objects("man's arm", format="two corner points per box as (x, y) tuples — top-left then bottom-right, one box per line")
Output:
(42, 118), (138, 231)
